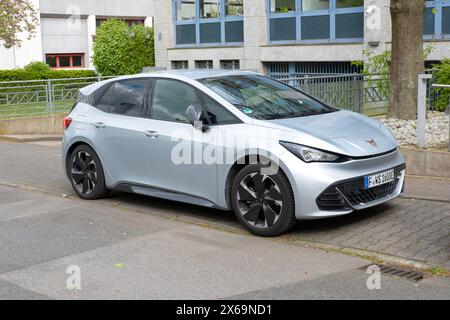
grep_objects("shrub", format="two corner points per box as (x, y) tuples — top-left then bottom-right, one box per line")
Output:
(93, 19), (155, 76)
(23, 61), (51, 73)
(0, 68), (97, 82)
(433, 59), (450, 112)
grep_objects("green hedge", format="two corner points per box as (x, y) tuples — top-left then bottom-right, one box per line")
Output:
(433, 59), (450, 112)
(0, 62), (97, 82)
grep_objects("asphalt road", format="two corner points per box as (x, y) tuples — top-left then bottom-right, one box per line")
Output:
(0, 141), (449, 299)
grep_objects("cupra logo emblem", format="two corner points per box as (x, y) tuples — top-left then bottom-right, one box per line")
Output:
(366, 139), (378, 147)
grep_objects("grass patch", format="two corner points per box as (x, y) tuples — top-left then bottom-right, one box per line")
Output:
(0, 101), (73, 119)
(429, 266), (450, 277)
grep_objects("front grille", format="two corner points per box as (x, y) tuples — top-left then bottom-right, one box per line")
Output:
(317, 165), (405, 211)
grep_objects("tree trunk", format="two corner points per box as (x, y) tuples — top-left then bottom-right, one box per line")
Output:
(389, 0), (425, 120)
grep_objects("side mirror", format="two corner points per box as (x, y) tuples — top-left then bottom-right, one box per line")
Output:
(186, 104), (209, 132)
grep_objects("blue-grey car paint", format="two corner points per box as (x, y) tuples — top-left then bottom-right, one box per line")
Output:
(63, 70), (406, 220)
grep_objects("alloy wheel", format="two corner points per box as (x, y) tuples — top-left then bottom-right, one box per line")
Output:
(237, 172), (283, 229)
(71, 151), (98, 195)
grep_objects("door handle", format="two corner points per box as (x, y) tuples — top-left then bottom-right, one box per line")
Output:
(145, 130), (159, 138)
(94, 122), (106, 129)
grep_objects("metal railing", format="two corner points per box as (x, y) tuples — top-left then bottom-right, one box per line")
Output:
(0, 76), (115, 119)
(275, 74), (389, 114)
(0, 72), (445, 120)
(431, 83), (450, 151)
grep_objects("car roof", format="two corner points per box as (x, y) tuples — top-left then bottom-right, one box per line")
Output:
(80, 69), (259, 95)
(148, 69), (258, 80)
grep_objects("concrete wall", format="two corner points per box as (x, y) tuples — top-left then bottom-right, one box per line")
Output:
(0, 115), (64, 135)
(41, 17), (89, 66)
(401, 146), (450, 179)
(39, 0), (154, 18)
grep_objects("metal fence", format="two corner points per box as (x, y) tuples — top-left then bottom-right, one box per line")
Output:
(0, 76), (115, 119)
(275, 74), (390, 114)
(0, 72), (445, 119)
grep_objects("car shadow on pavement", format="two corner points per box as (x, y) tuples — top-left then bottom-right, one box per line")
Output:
(102, 190), (393, 237)
(106, 190), (241, 227)
(291, 203), (393, 235)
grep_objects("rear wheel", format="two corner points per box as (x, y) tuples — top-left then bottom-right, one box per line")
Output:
(231, 164), (296, 237)
(68, 145), (109, 200)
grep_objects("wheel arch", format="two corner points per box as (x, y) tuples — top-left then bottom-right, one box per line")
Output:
(223, 154), (295, 210)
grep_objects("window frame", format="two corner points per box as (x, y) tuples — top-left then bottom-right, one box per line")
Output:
(94, 78), (152, 118)
(266, 0), (364, 45)
(173, 0), (244, 47)
(96, 17), (146, 28)
(424, 0), (450, 40)
(147, 77), (241, 126)
(171, 60), (190, 69)
(45, 53), (85, 69)
(220, 59), (240, 70)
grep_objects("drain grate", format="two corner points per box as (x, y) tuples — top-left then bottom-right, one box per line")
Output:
(362, 264), (424, 282)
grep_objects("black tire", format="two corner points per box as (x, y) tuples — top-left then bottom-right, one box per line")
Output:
(68, 144), (109, 200)
(231, 164), (296, 237)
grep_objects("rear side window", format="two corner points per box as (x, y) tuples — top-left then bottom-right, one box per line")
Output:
(96, 79), (148, 117)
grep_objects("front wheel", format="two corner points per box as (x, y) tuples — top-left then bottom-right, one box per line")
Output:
(68, 144), (109, 200)
(231, 164), (296, 237)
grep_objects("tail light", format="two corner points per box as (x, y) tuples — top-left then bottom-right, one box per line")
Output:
(63, 117), (72, 130)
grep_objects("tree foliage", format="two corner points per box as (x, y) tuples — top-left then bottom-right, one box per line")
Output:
(93, 19), (155, 76)
(0, 0), (39, 48)
(433, 59), (450, 112)
(352, 46), (434, 100)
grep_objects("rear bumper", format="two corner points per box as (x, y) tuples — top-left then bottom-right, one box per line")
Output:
(280, 149), (406, 220)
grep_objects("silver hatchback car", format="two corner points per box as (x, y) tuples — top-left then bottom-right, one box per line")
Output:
(63, 70), (406, 236)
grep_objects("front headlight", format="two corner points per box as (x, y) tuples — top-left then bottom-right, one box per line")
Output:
(280, 141), (340, 163)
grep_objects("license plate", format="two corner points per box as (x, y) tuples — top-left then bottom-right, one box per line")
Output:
(365, 169), (395, 189)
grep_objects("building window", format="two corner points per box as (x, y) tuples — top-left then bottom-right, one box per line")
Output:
(424, 0), (450, 39)
(173, 0), (244, 46)
(176, 0), (196, 21)
(195, 60), (213, 69)
(45, 54), (84, 68)
(336, 0), (364, 8)
(220, 60), (240, 70)
(226, 0), (243, 16)
(302, 0), (329, 11)
(267, 61), (362, 78)
(96, 18), (145, 28)
(200, 0), (220, 18)
(270, 0), (296, 13)
(267, 0), (364, 43)
(172, 60), (189, 69)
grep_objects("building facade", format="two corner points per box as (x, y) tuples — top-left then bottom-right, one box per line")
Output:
(153, 0), (450, 76)
(0, 0), (154, 70)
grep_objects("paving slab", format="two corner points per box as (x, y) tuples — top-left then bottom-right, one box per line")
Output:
(0, 223), (367, 300)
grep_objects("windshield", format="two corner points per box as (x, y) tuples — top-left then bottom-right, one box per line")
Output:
(199, 75), (337, 120)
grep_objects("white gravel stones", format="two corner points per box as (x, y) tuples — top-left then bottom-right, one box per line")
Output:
(380, 114), (449, 148)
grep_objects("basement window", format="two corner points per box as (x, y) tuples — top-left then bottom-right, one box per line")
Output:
(45, 53), (85, 68)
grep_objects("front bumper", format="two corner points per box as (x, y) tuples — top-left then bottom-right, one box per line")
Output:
(281, 149), (406, 220)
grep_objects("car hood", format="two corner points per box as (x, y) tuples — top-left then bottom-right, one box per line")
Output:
(265, 110), (397, 157)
